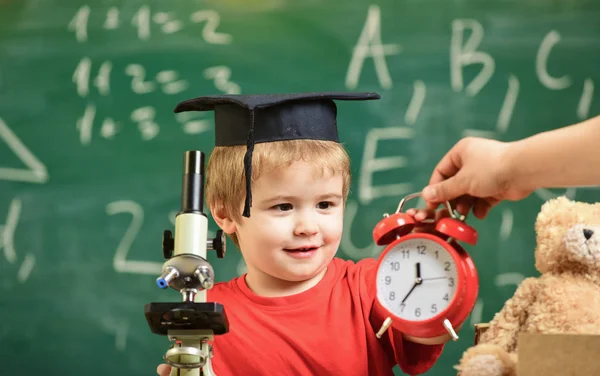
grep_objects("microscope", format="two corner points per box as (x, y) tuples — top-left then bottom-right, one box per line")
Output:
(145, 150), (229, 376)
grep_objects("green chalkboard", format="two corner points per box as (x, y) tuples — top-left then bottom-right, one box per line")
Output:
(1, 0), (599, 375)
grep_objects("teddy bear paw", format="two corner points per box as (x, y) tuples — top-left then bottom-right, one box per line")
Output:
(459, 354), (507, 376)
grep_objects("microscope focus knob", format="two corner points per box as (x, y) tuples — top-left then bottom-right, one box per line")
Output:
(163, 230), (174, 259)
(207, 229), (226, 259)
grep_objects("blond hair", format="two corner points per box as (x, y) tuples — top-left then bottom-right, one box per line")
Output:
(206, 139), (351, 246)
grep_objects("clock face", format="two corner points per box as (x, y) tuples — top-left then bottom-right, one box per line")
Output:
(376, 237), (459, 322)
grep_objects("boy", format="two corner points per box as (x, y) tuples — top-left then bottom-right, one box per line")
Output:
(157, 92), (449, 375)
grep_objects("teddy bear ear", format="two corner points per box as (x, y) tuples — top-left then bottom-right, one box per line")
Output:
(540, 195), (573, 212)
(536, 195), (576, 229)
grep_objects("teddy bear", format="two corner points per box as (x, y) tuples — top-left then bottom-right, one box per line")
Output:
(456, 196), (600, 376)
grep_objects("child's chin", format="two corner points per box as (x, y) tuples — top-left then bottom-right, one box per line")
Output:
(283, 265), (328, 282)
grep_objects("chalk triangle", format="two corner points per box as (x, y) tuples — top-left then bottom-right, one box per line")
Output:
(0, 118), (48, 184)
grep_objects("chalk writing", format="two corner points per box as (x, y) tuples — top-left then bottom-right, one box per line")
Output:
(106, 203), (221, 276)
(405, 80), (426, 126)
(73, 62), (239, 144)
(450, 19), (495, 97)
(204, 66), (242, 95)
(1, 198), (20, 264)
(0, 119), (48, 184)
(500, 209), (514, 241)
(1, 198), (36, 284)
(340, 199), (381, 259)
(69, 5), (232, 44)
(73, 58), (187, 98)
(358, 127), (414, 205)
(76, 104), (217, 144)
(102, 318), (129, 351)
(469, 299), (484, 327)
(536, 31), (572, 90)
(190, 10), (233, 45)
(578, 78), (595, 120)
(345, 5), (401, 90)
(106, 200), (163, 275)
(495, 273), (526, 287)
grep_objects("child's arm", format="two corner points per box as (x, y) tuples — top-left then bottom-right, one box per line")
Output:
(369, 302), (445, 375)
(364, 261), (444, 375)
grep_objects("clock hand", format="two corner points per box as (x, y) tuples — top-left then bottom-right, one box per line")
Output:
(401, 263), (423, 304)
(401, 282), (418, 304)
(421, 276), (448, 281)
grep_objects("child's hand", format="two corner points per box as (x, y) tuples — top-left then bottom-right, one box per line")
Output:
(156, 364), (171, 376)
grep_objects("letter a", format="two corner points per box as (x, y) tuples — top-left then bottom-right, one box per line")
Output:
(345, 5), (401, 90)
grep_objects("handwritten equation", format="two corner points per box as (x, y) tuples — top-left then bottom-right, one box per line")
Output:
(69, 6), (232, 44)
(72, 59), (240, 144)
(73, 60), (240, 98)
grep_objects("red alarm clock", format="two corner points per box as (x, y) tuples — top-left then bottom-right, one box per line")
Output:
(372, 192), (479, 343)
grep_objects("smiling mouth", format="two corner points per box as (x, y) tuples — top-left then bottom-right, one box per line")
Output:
(284, 246), (319, 252)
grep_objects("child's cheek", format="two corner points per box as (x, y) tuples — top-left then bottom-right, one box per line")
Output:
(323, 213), (344, 242)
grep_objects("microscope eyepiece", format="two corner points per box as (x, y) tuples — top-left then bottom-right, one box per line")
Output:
(181, 151), (205, 214)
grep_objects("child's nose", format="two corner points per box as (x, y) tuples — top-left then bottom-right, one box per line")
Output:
(294, 213), (319, 236)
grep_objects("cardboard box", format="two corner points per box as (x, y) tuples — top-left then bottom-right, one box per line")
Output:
(518, 333), (600, 375)
(470, 325), (600, 376)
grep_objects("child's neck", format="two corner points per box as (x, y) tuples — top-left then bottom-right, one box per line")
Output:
(245, 267), (328, 298)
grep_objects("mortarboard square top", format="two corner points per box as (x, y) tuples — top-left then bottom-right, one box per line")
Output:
(174, 91), (380, 217)
(174, 92), (380, 146)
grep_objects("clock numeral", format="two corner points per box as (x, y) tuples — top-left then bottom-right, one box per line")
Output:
(402, 250), (410, 259)
(390, 262), (400, 272)
(415, 308), (421, 317)
(448, 277), (455, 287)
(431, 304), (438, 314)
(417, 245), (426, 255)
(400, 303), (406, 312)
(389, 291), (396, 301)
(443, 293), (449, 301)
(435, 250), (439, 259)
(385, 276), (392, 285)
(444, 261), (451, 271)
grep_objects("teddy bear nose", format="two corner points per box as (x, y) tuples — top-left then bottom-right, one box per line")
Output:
(583, 228), (594, 240)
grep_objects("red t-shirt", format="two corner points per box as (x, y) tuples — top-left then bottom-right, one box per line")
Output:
(206, 257), (444, 375)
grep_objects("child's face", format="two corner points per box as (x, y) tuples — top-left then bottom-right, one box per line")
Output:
(234, 161), (344, 286)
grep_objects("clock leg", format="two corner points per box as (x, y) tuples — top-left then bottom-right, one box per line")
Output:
(443, 319), (459, 341)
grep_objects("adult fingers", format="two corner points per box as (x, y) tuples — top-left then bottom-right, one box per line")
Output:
(157, 364), (171, 376)
(428, 142), (464, 186)
(423, 173), (469, 204)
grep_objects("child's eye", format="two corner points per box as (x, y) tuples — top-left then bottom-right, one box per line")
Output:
(317, 201), (334, 209)
(274, 203), (293, 211)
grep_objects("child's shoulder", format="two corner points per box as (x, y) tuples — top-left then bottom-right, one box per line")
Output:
(206, 257), (379, 303)
(207, 275), (239, 298)
(331, 256), (378, 278)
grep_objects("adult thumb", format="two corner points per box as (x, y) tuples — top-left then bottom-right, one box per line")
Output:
(423, 176), (466, 203)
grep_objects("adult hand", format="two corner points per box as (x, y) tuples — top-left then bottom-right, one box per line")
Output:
(157, 364), (171, 376)
(420, 137), (532, 219)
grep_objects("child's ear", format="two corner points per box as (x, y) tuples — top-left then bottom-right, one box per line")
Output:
(210, 205), (238, 235)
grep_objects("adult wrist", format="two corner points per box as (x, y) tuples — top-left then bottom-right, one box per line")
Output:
(502, 140), (533, 195)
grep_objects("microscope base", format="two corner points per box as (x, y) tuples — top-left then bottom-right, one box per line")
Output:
(145, 302), (229, 335)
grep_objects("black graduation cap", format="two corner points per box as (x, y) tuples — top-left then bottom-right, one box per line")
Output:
(174, 92), (380, 217)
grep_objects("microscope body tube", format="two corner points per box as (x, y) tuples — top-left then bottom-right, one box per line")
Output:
(176, 151), (209, 303)
(174, 213), (208, 303)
